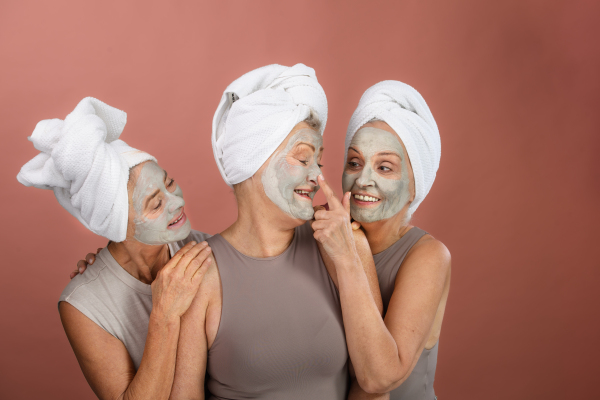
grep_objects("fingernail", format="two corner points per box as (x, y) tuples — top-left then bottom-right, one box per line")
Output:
(318, 174), (323, 180)
(191, 241), (197, 245)
(79, 267), (84, 273)
(88, 258), (93, 264)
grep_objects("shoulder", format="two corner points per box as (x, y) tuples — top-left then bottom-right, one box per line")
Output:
(60, 258), (110, 302)
(405, 232), (451, 273)
(170, 229), (212, 253)
(198, 253), (222, 305)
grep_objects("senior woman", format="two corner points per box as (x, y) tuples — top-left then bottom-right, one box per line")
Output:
(158, 64), (383, 400)
(312, 81), (450, 400)
(17, 97), (213, 400)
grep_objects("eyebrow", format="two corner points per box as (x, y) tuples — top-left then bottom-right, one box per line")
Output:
(348, 147), (361, 155)
(375, 151), (401, 158)
(296, 142), (316, 152)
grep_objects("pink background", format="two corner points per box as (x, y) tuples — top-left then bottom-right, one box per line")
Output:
(1, 1), (599, 398)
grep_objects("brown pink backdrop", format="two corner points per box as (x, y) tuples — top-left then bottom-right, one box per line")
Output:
(1, 0), (599, 398)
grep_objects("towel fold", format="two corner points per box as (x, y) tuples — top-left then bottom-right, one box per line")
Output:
(346, 81), (441, 214)
(17, 97), (156, 241)
(212, 63), (327, 186)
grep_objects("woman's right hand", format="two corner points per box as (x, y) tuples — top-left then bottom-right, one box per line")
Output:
(71, 248), (103, 279)
(150, 241), (212, 322)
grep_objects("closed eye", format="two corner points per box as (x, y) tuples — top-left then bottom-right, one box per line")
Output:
(154, 200), (162, 210)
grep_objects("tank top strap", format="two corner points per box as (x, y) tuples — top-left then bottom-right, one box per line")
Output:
(373, 227), (428, 315)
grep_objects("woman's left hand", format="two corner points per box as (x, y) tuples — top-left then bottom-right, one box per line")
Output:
(311, 174), (359, 264)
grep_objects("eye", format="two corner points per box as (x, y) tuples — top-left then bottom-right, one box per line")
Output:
(348, 161), (360, 168)
(379, 166), (391, 172)
(167, 178), (175, 187)
(317, 164), (323, 168)
(300, 160), (308, 166)
(154, 200), (162, 211)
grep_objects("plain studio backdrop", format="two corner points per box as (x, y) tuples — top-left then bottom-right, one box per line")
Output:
(1, 1), (599, 399)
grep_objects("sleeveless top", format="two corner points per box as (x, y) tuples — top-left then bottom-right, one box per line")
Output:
(204, 222), (349, 400)
(59, 230), (211, 369)
(372, 227), (438, 400)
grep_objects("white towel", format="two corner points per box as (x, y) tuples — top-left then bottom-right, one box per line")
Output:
(212, 63), (327, 186)
(17, 97), (156, 242)
(345, 81), (441, 214)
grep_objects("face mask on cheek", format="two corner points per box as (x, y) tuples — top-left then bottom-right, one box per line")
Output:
(261, 129), (322, 220)
(131, 163), (191, 245)
(342, 127), (411, 223)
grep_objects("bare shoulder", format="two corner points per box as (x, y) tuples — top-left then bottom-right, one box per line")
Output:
(197, 253), (222, 304)
(405, 233), (451, 274)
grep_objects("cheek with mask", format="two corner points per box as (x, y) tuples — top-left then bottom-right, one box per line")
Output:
(342, 127), (411, 223)
(261, 129), (322, 220)
(131, 162), (191, 245)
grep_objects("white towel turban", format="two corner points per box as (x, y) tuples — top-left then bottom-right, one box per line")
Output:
(345, 81), (441, 215)
(212, 63), (328, 187)
(17, 97), (156, 242)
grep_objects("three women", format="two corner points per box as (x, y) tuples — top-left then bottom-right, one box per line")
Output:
(19, 65), (450, 400)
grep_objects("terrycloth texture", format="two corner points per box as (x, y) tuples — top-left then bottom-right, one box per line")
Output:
(212, 63), (328, 186)
(345, 81), (441, 214)
(17, 97), (156, 242)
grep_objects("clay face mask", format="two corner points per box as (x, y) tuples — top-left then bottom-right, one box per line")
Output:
(342, 127), (411, 223)
(131, 162), (191, 245)
(262, 129), (323, 220)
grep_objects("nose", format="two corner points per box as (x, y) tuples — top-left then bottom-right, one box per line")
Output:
(166, 191), (185, 213)
(356, 165), (375, 188)
(307, 163), (321, 186)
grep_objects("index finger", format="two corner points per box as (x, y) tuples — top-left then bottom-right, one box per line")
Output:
(167, 241), (197, 268)
(317, 174), (342, 209)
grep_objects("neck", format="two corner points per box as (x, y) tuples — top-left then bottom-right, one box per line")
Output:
(359, 210), (412, 254)
(107, 240), (171, 284)
(221, 188), (300, 258)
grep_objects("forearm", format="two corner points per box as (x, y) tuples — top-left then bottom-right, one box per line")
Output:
(122, 312), (181, 400)
(336, 256), (403, 392)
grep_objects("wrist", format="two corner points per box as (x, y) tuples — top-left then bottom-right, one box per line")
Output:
(149, 309), (180, 330)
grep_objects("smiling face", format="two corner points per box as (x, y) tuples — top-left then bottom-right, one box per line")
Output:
(127, 161), (191, 245)
(342, 125), (414, 223)
(261, 127), (323, 220)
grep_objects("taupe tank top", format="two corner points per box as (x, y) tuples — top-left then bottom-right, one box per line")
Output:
(373, 227), (438, 400)
(59, 230), (211, 369)
(205, 222), (349, 400)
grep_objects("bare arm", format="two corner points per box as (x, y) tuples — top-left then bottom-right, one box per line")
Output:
(60, 242), (212, 400)
(317, 222), (383, 315)
(312, 175), (450, 394)
(169, 254), (220, 399)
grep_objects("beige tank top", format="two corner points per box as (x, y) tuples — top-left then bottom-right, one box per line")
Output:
(372, 227), (438, 400)
(59, 230), (211, 370)
(203, 222), (349, 400)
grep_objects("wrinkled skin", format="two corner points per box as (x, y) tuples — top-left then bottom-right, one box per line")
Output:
(342, 127), (411, 223)
(131, 162), (191, 245)
(262, 129), (323, 220)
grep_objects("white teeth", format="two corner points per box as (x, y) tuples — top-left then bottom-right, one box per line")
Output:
(295, 190), (310, 195)
(170, 214), (183, 226)
(354, 194), (379, 202)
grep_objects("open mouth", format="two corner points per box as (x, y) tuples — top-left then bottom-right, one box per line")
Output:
(168, 209), (187, 229)
(294, 188), (314, 200)
(352, 193), (381, 205)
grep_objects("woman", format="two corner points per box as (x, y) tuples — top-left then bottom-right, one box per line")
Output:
(17, 97), (213, 400)
(168, 64), (383, 399)
(312, 81), (450, 399)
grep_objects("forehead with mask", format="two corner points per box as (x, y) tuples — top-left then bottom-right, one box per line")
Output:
(127, 161), (191, 245)
(260, 119), (324, 221)
(342, 124), (414, 223)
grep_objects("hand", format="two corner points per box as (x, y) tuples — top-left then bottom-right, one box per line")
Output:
(311, 174), (360, 263)
(70, 248), (103, 279)
(313, 203), (361, 232)
(151, 241), (212, 322)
